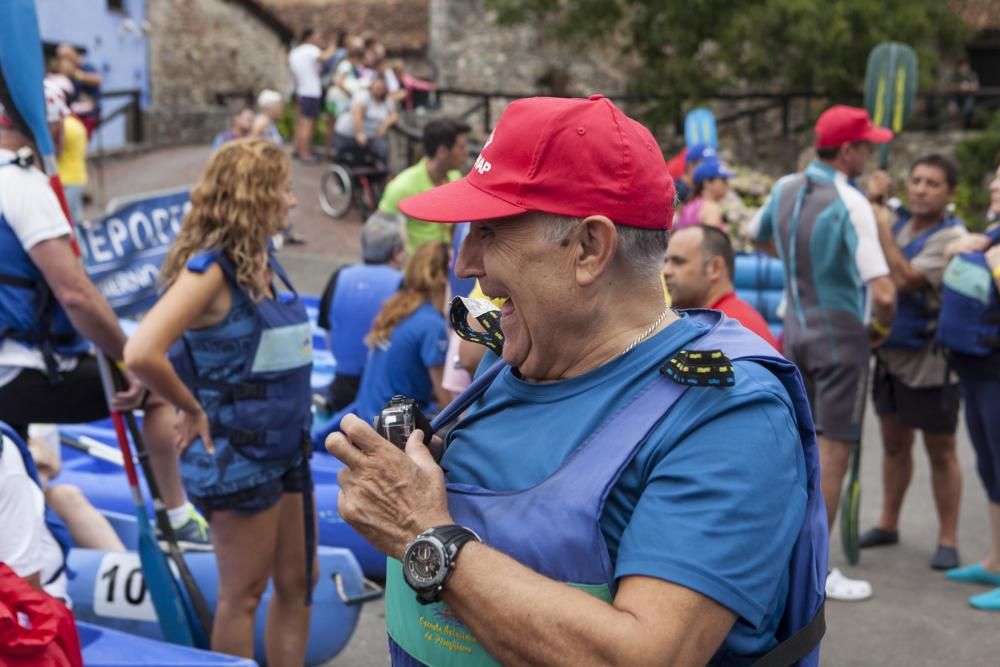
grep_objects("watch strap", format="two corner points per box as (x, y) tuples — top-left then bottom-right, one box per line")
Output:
(411, 524), (481, 604)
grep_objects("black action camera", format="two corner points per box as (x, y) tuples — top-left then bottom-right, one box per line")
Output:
(372, 395), (432, 449)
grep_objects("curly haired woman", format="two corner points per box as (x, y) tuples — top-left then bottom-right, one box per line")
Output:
(124, 139), (316, 663)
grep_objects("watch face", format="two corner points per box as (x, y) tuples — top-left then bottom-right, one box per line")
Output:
(404, 538), (447, 589)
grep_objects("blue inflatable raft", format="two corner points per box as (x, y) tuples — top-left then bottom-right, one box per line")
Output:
(68, 509), (380, 666)
(79, 621), (257, 666)
(56, 422), (386, 579)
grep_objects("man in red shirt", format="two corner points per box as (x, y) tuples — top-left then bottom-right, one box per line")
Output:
(664, 224), (779, 349)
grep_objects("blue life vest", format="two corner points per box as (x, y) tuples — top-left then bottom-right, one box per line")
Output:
(168, 251), (317, 603)
(386, 311), (827, 667)
(320, 263), (401, 377)
(885, 214), (964, 350)
(169, 251), (313, 462)
(936, 226), (1000, 357)
(0, 162), (90, 380)
(0, 421), (73, 584)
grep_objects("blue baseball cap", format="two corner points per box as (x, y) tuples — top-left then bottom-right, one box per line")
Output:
(693, 158), (734, 184)
(686, 143), (717, 164)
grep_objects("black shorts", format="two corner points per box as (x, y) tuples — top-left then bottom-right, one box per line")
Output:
(298, 95), (321, 119)
(0, 357), (108, 438)
(873, 371), (961, 435)
(188, 454), (311, 520)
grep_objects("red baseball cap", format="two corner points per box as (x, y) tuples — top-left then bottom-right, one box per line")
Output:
(814, 105), (893, 148)
(398, 95), (675, 229)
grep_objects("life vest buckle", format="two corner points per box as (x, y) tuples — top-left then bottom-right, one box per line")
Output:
(660, 349), (735, 387)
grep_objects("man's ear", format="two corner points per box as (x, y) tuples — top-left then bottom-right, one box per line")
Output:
(705, 255), (726, 283)
(575, 216), (617, 288)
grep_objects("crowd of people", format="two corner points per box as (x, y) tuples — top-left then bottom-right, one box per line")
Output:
(287, 28), (409, 165)
(3, 54), (1000, 665)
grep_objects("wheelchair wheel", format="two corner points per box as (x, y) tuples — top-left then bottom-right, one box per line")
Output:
(319, 164), (353, 219)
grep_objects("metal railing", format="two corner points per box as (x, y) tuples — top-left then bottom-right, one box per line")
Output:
(94, 88), (143, 143)
(421, 86), (1000, 138)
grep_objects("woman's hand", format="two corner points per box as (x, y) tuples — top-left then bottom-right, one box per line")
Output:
(175, 407), (215, 454)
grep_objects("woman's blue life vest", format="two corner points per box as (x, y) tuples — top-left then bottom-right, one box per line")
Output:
(0, 421), (73, 583)
(168, 251), (313, 462)
(318, 263), (402, 377)
(885, 214), (964, 350)
(936, 226), (1000, 357)
(386, 311), (827, 667)
(0, 162), (91, 381)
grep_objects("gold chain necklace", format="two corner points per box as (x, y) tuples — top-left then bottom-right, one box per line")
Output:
(622, 303), (672, 355)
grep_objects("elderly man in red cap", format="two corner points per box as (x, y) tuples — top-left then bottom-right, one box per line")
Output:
(327, 95), (827, 666)
(751, 105), (898, 602)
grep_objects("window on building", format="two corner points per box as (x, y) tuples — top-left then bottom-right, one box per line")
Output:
(107, 0), (124, 12)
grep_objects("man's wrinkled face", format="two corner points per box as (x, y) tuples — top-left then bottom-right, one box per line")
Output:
(663, 227), (710, 309)
(455, 214), (577, 376)
(906, 164), (953, 220)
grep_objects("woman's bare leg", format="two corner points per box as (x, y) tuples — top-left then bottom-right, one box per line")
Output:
(210, 504), (281, 658)
(264, 492), (317, 666)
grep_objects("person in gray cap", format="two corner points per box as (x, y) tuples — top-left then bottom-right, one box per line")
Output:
(317, 212), (406, 411)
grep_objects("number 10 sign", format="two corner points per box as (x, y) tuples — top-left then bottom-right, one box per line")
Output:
(94, 552), (176, 622)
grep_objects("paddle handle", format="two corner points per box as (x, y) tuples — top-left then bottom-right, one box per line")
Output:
(59, 432), (124, 465)
(96, 353), (141, 488)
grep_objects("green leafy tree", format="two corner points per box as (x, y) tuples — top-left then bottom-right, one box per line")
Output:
(954, 112), (1000, 229)
(488, 0), (968, 123)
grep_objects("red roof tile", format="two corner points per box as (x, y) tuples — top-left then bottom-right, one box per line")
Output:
(261, 0), (429, 52)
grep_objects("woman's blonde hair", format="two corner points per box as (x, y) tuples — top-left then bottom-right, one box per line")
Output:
(159, 139), (289, 300)
(367, 241), (449, 346)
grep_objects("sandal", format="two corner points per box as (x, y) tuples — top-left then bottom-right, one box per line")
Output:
(825, 568), (873, 602)
(970, 587), (1000, 612)
(947, 563), (1000, 587)
(930, 545), (959, 571)
(858, 527), (898, 549)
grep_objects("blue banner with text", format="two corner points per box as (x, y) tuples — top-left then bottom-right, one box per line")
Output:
(78, 189), (191, 317)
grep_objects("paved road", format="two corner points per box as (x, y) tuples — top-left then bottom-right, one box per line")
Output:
(87, 145), (1000, 665)
(85, 144), (363, 295)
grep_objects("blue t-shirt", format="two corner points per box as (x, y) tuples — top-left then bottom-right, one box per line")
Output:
(352, 302), (448, 422)
(442, 315), (807, 662)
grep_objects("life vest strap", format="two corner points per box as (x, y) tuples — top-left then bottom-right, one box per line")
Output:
(0, 272), (37, 289)
(751, 604), (825, 667)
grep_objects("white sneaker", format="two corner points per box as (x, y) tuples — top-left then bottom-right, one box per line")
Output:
(825, 568), (873, 601)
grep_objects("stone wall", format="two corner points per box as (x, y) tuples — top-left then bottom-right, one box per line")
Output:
(428, 0), (628, 137)
(147, 0), (290, 144)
